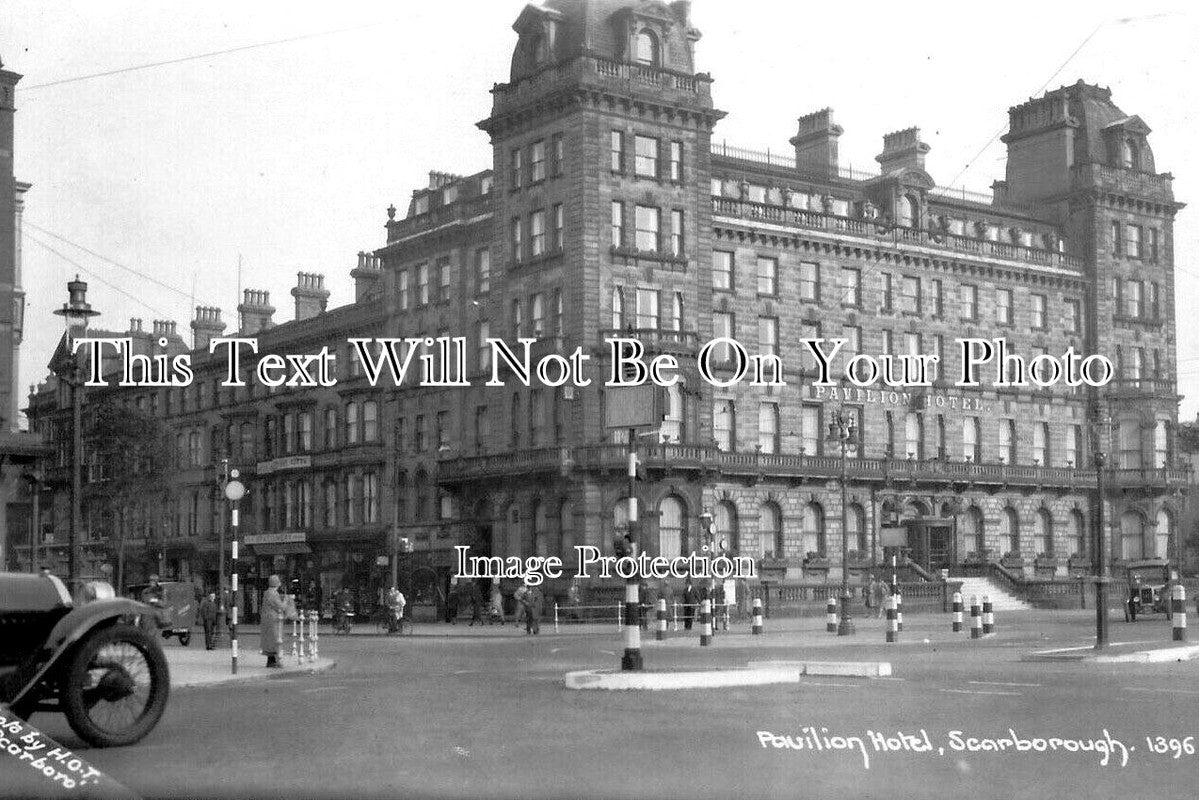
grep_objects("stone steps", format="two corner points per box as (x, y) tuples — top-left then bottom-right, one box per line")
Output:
(955, 577), (1033, 611)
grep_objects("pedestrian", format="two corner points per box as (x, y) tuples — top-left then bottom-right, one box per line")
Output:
(199, 591), (219, 650)
(513, 583), (530, 631)
(872, 575), (888, 618)
(386, 585), (406, 633)
(682, 577), (697, 631)
(141, 574), (164, 606)
(446, 583), (461, 625)
(468, 580), (483, 626)
(260, 575), (286, 668)
(489, 583), (505, 625)
(522, 583), (543, 635)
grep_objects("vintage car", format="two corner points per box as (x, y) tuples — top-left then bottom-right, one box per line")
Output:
(1122, 559), (1173, 622)
(0, 571), (170, 747)
(126, 580), (197, 646)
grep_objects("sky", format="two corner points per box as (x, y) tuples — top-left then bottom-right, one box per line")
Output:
(3, 0), (1198, 418)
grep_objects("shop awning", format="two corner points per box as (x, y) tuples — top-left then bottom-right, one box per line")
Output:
(251, 543), (312, 556)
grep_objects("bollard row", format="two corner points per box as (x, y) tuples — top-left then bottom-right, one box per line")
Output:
(1172, 585), (1187, 642)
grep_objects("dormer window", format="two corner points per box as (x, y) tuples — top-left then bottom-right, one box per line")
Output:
(1121, 139), (1141, 170)
(635, 29), (659, 66)
(896, 195), (918, 228)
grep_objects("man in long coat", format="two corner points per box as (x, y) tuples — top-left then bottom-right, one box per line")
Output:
(260, 575), (286, 668)
(199, 591), (219, 650)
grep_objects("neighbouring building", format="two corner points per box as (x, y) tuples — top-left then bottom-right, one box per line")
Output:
(0, 53), (49, 572)
(22, 0), (1191, 611)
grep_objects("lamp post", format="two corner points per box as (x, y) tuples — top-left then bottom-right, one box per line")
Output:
(53, 277), (99, 583)
(827, 411), (859, 636)
(1090, 404), (1112, 650)
(22, 471), (42, 572)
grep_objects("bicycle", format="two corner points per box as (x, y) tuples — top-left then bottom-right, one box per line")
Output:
(333, 610), (354, 635)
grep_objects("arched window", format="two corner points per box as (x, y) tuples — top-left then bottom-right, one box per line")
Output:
(999, 507), (1019, 555)
(1119, 511), (1144, 560)
(964, 507), (985, 558)
(532, 501), (548, 557)
(531, 294), (545, 338)
(414, 471), (428, 521)
(847, 503), (866, 553)
(658, 384), (684, 444)
(344, 401), (359, 445)
(1034, 509), (1053, 556)
(611, 286), (625, 329)
(1068, 510), (1086, 559)
(760, 502), (782, 559)
(896, 195), (918, 228)
(1154, 508), (1173, 560)
(507, 505), (522, 558)
(658, 495), (685, 558)
(634, 29), (659, 66)
(715, 500), (737, 554)
(801, 502), (825, 557)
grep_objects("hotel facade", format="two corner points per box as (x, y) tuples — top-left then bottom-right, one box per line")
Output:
(16, 0), (1191, 607)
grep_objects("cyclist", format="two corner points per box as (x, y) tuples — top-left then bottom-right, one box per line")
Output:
(334, 588), (355, 633)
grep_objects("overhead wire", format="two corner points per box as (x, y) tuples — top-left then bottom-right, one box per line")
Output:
(23, 221), (217, 307)
(24, 231), (174, 320)
(15, 20), (393, 93)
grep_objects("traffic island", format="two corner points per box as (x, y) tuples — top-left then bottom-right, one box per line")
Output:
(564, 666), (801, 691)
(165, 646), (337, 688)
(1020, 642), (1199, 663)
(746, 660), (892, 677)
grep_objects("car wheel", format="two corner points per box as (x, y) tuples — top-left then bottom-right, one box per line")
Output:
(60, 623), (170, 748)
(178, 632), (191, 647)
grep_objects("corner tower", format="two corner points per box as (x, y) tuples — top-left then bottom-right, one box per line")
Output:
(478, 0), (725, 445)
(1004, 80), (1186, 557)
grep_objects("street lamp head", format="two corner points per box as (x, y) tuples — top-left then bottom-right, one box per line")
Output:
(53, 276), (100, 333)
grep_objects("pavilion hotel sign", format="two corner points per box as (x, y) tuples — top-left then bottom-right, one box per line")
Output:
(810, 384), (988, 413)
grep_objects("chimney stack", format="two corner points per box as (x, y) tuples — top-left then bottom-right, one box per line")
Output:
(351, 251), (382, 303)
(292, 272), (330, 321)
(790, 108), (843, 177)
(190, 306), (226, 351)
(876, 127), (930, 173)
(238, 289), (276, 335)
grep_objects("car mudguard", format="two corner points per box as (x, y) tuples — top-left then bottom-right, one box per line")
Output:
(7, 598), (154, 707)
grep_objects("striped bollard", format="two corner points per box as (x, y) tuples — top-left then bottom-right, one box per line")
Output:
(952, 592), (963, 632)
(656, 598), (667, 641)
(970, 595), (982, 639)
(700, 599), (712, 646)
(1172, 585), (1187, 642)
(896, 593), (904, 632)
(885, 595), (898, 643)
(826, 597), (837, 633)
(982, 595), (995, 635)
(751, 597), (763, 635)
(290, 615), (299, 659)
(308, 610), (320, 659)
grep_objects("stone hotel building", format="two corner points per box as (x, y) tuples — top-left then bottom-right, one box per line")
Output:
(16, 0), (1190, 605)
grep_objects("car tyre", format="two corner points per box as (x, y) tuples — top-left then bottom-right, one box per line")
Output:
(60, 623), (170, 748)
(178, 632), (191, 647)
